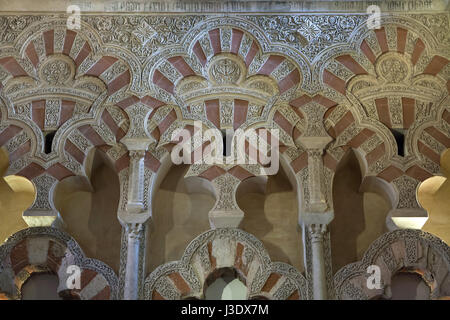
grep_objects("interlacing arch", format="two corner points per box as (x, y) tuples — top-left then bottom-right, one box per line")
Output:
(317, 18), (450, 212)
(144, 21), (304, 129)
(0, 11), (448, 301)
(0, 20), (135, 179)
(321, 20), (449, 171)
(140, 22), (308, 195)
(0, 19), (151, 232)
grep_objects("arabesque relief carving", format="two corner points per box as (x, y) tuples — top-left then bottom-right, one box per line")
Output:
(0, 8), (448, 300)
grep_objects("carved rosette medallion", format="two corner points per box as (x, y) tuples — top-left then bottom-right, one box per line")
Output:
(211, 58), (241, 84)
(376, 52), (412, 84)
(207, 54), (246, 86)
(38, 55), (75, 85)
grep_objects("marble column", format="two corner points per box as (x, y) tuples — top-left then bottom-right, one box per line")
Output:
(118, 102), (154, 300)
(123, 222), (144, 300)
(120, 150), (149, 299)
(308, 223), (327, 300)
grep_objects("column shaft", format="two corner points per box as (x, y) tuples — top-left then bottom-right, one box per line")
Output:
(123, 223), (143, 300)
(309, 224), (327, 299)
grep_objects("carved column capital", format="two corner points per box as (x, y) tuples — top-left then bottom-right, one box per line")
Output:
(129, 150), (146, 160)
(123, 221), (145, 300)
(308, 223), (327, 243)
(306, 222), (328, 299)
(125, 222), (145, 241)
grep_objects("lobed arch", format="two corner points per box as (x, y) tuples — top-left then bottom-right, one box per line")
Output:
(141, 16), (311, 95)
(334, 229), (450, 300)
(10, 18), (141, 97)
(314, 14), (448, 84)
(0, 98), (132, 233)
(329, 147), (396, 272)
(0, 19), (138, 185)
(142, 20), (307, 127)
(53, 146), (123, 273)
(318, 17), (448, 156)
(313, 16), (449, 223)
(144, 228), (307, 300)
(417, 148), (450, 245)
(0, 104), (130, 183)
(320, 97), (447, 201)
(148, 98), (306, 230)
(1, 28), (134, 103)
(0, 227), (119, 300)
(144, 95), (303, 189)
(411, 104), (450, 174)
